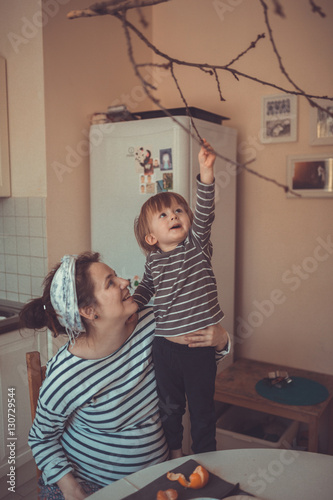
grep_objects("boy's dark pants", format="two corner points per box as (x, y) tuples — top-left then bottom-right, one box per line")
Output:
(152, 336), (217, 454)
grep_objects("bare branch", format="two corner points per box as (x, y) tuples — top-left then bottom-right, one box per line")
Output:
(68, 0), (332, 195)
(114, 12), (333, 103)
(117, 11), (301, 197)
(259, 0), (332, 117)
(67, 0), (170, 19)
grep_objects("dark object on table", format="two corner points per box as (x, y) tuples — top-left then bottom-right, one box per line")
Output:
(263, 370), (293, 389)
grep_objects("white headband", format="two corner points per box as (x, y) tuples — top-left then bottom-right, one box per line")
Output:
(50, 255), (86, 344)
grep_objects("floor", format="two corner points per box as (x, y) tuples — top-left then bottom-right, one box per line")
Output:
(1, 461), (37, 500)
(2, 476), (36, 500)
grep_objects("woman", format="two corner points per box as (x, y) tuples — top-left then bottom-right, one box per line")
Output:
(20, 252), (229, 499)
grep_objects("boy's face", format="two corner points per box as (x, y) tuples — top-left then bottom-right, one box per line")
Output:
(145, 199), (191, 252)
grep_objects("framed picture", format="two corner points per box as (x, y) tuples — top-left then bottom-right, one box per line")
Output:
(286, 154), (333, 198)
(260, 94), (297, 144)
(309, 98), (333, 145)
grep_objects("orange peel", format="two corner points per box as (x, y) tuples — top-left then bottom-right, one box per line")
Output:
(167, 465), (209, 489)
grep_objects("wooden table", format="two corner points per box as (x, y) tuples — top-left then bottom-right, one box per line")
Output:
(214, 358), (333, 453)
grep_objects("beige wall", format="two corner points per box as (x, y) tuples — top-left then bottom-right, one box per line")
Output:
(1, 0), (332, 374)
(151, 0), (333, 374)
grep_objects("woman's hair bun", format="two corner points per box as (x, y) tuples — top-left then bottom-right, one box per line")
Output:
(19, 297), (47, 330)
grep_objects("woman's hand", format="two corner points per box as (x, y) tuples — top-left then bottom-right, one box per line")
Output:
(57, 473), (89, 500)
(184, 323), (229, 351)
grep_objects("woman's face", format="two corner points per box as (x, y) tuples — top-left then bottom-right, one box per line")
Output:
(89, 262), (138, 323)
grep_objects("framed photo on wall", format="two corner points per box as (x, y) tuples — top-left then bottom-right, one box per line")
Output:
(286, 154), (333, 198)
(309, 98), (333, 146)
(260, 94), (297, 144)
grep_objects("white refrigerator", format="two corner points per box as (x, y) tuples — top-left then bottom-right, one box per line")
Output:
(90, 113), (237, 453)
(89, 113), (237, 347)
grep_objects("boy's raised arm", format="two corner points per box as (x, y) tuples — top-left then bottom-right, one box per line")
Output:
(198, 139), (216, 185)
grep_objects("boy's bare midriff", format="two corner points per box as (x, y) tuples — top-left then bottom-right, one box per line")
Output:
(164, 334), (189, 344)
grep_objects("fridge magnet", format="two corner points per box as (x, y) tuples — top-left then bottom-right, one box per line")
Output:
(286, 154), (333, 198)
(146, 173), (154, 184)
(260, 94), (297, 143)
(135, 146), (153, 174)
(163, 172), (173, 190)
(153, 158), (160, 169)
(160, 148), (173, 170)
(156, 180), (167, 192)
(146, 182), (156, 194)
(309, 98), (333, 145)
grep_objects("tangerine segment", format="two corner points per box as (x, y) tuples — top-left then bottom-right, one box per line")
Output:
(156, 488), (178, 500)
(166, 465), (209, 489)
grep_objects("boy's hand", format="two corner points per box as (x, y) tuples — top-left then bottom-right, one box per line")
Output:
(198, 139), (216, 184)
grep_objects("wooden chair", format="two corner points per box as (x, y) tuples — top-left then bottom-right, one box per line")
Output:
(26, 351), (46, 496)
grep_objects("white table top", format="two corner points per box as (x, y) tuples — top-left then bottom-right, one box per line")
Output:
(88, 448), (333, 500)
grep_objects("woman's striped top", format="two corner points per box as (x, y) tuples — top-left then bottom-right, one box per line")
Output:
(133, 176), (225, 337)
(28, 308), (168, 487)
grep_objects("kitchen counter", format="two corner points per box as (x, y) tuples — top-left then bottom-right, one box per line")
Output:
(0, 298), (24, 334)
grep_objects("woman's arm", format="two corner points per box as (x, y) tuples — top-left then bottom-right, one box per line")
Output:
(57, 473), (88, 500)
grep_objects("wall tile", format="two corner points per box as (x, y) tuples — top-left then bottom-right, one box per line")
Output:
(30, 256), (45, 277)
(6, 273), (18, 293)
(6, 291), (19, 301)
(5, 255), (17, 274)
(16, 236), (30, 256)
(4, 235), (17, 255)
(3, 198), (15, 216)
(30, 237), (44, 257)
(16, 217), (29, 236)
(18, 275), (31, 295)
(18, 292), (31, 303)
(18, 256), (31, 275)
(29, 217), (43, 237)
(15, 198), (29, 217)
(4, 217), (15, 236)
(0, 254), (4, 273)
(0, 197), (47, 301)
(28, 198), (43, 217)
(31, 276), (43, 297)
(0, 272), (5, 290)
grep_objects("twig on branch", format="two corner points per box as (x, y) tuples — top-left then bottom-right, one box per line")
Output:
(225, 33), (266, 68)
(213, 69), (225, 102)
(309, 0), (326, 17)
(271, 0), (285, 17)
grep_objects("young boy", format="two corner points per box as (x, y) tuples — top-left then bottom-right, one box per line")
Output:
(133, 139), (230, 458)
